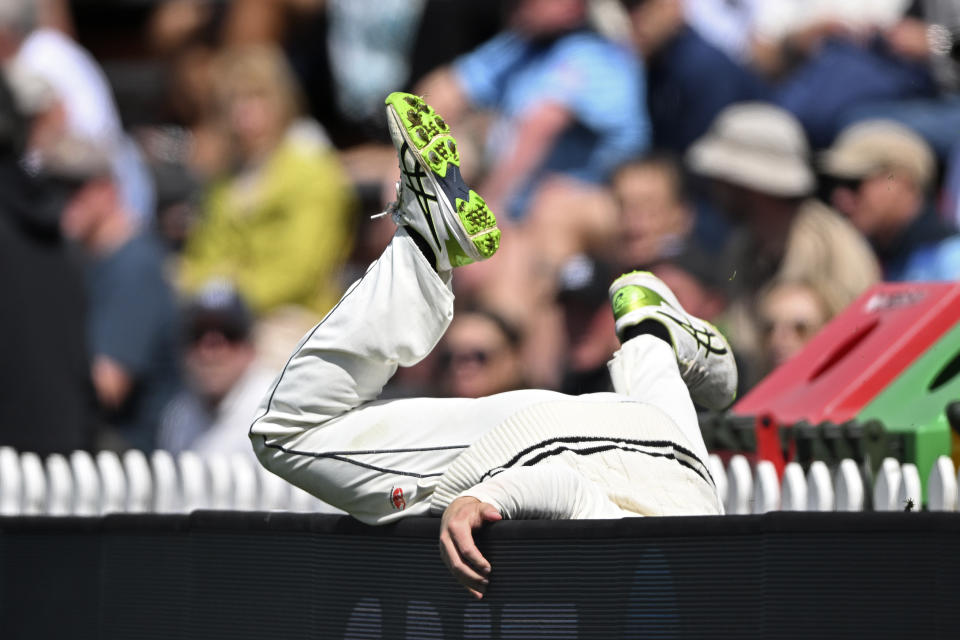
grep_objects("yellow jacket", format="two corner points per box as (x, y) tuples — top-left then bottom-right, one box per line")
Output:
(181, 134), (356, 318)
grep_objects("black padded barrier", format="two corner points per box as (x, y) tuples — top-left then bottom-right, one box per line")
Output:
(1, 511), (958, 639)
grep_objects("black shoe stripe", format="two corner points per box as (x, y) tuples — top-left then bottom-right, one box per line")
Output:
(399, 141), (441, 248)
(656, 310), (728, 356)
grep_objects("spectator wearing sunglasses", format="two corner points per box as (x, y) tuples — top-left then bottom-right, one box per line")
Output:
(687, 102), (880, 388)
(822, 119), (960, 282)
(436, 307), (526, 399)
(756, 277), (832, 375)
(159, 280), (277, 457)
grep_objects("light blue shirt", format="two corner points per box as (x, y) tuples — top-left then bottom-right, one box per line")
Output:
(895, 236), (960, 282)
(454, 30), (650, 218)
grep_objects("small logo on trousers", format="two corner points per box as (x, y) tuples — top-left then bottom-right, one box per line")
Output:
(390, 487), (406, 510)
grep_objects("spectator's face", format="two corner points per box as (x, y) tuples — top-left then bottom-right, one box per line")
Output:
(186, 327), (255, 402)
(439, 313), (522, 398)
(27, 101), (68, 157)
(169, 44), (216, 125)
(614, 164), (690, 268)
(759, 283), (828, 369)
(831, 172), (914, 242)
(511, 0), (585, 36)
(226, 86), (284, 159)
(61, 179), (113, 244)
(628, 0), (684, 58)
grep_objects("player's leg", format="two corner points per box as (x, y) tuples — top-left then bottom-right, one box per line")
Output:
(606, 271), (739, 462)
(249, 92), (527, 524)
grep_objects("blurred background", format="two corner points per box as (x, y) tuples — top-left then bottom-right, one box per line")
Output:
(2, 0), (960, 458)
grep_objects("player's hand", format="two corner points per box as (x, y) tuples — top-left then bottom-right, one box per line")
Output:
(439, 496), (502, 599)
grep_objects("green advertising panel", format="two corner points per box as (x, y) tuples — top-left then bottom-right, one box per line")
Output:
(857, 321), (960, 503)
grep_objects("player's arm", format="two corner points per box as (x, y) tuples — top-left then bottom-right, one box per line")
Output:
(440, 464), (622, 598)
(439, 496), (501, 599)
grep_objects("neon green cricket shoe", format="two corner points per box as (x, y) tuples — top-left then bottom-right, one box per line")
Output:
(384, 92), (499, 271)
(610, 270), (738, 410)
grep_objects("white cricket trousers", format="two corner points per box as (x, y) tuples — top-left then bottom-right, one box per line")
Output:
(250, 230), (720, 524)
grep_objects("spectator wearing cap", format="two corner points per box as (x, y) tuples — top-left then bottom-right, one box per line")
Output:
(159, 281), (277, 457)
(58, 139), (182, 452)
(823, 119), (960, 281)
(687, 102), (880, 385)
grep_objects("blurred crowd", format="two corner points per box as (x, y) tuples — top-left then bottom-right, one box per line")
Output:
(2, 0), (960, 458)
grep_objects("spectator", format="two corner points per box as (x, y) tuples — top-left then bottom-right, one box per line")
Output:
(0, 68), (95, 456)
(753, 1), (936, 147)
(822, 119), (960, 281)
(3, 0), (156, 223)
(611, 153), (695, 270)
(417, 0), (649, 224)
(159, 281), (277, 457)
(621, 0), (768, 154)
(555, 254), (620, 395)
(687, 102), (880, 385)
(178, 45), (357, 333)
(749, 0), (908, 78)
(324, 0), (428, 137)
(414, 0), (648, 388)
(756, 277), (832, 374)
(436, 307), (527, 399)
(837, 1), (960, 159)
(55, 138), (181, 452)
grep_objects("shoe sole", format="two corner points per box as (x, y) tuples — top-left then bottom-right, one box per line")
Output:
(385, 92), (500, 263)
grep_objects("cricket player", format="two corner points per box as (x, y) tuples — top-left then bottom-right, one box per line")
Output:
(250, 93), (737, 598)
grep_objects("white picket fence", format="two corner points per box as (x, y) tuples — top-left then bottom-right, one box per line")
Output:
(712, 453), (959, 514)
(0, 446), (956, 516)
(0, 447), (343, 517)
